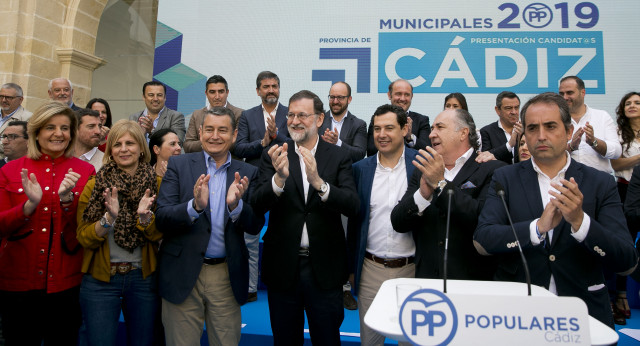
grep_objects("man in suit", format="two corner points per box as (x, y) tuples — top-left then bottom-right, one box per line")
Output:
(156, 107), (264, 345)
(347, 104), (418, 344)
(73, 108), (104, 172)
(184, 75), (244, 153)
(474, 92), (638, 328)
(233, 71), (289, 167)
(0, 120), (28, 168)
(129, 81), (186, 144)
(251, 90), (359, 345)
(0, 83), (32, 160)
(48, 78), (81, 110)
(478, 91), (522, 164)
(367, 79), (430, 156)
(319, 82), (367, 163)
(391, 108), (505, 281)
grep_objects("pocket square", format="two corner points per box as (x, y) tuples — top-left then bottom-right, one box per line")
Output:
(460, 181), (476, 189)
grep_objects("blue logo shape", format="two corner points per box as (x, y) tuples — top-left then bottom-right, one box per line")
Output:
(522, 3), (553, 28)
(399, 288), (458, 346)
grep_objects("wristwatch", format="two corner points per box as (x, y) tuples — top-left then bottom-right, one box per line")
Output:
(318, 181), (329, 196)
(590, 138), (598, 148)
(434, 179), (447, 195)
(100, 213), (113, 228)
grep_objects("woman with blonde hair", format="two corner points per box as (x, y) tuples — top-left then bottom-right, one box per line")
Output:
(0, 101), (95, 345)
(77, 120), (162, 346)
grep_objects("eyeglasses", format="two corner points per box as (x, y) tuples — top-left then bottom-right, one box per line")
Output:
(0, 95), (20, 101)
(0, 134), (27, 141)
(286, 113), (315, 120)
(328, 95), (348, 101)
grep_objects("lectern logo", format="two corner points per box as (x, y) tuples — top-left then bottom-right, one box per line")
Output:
(399, 289), (458, 346)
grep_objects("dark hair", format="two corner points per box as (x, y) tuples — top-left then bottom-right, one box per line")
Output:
(148, 128), (178, 166)
(86, 98), (113, 127)
(371, 104), (407, 128)
(496, 91), (520, 108)
(7, 120), (28, 138)
(288, 90), (324, 115)
(560, 76), (585, 90)
(332, 81), (352, 97)
(74, 108), (100, 126)
(256, 71), (280, 89)
(520, 92), (571, 130)
(451, 109), (479, 151)
(616, 91), (640, 152)
(388, 79), (413, 94)
(142, 81), (166, 95)
(444, 93), (468, 111)
(206, 75), (229, 91)
(204, 107), (237, 131)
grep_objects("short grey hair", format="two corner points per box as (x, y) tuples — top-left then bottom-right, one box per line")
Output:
(1, 83), (24, 97)
(452, 109), (479, 151)
(48, 78), (73, 91)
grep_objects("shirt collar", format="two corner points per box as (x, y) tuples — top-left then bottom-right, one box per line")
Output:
(330, 110), (348, 123)
(294, 136), (320, 156)
(376, 146), (406, 170)
(80, 147), (98, 161)
(1, 106), (20, 119)
(207, 102), (228, 110)
(261, 103), (278, 116)
(531, 152), (571, 179)
(455, 147), (474, 167)
(143, 106), (166, 117)
(203, 150), (232, 170)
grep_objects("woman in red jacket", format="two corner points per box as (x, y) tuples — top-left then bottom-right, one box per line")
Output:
(0, 101), (95, 346)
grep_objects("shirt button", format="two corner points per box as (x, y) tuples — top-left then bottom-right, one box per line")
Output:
(549, 255), (556, 261)
(44, 207), (48, 211)
(42, 228), (46, 232)
(45, 186), (50, 191)
(18, 188), (23, 192)
(46, 168), (50, 172)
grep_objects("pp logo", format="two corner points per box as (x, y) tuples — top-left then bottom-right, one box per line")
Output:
(522, 3), (553, 28)
(399, 289), (458, 346)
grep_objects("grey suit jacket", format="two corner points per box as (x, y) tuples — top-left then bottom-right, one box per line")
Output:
(318, 111), (367, 163)
(183, 103), (244, 153)
(129, 107), (186, 144)
(0, 106), (32, 159)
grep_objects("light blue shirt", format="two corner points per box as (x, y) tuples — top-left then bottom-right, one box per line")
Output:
(186, 151), (243, 258)
(0, 107), (20, 128)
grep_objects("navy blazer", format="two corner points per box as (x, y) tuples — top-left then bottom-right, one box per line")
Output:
(233, 103), (289, 166)
(155, 152), (264, 305)
(347, 148), (418, 294)
(251, 139), (359, 291)
(391, 151), (505, 281)
(318, 111), (367, 163)
(367, 111), (431, 157)
(480, 121), (518, 164)
(474, 159), (638, 327)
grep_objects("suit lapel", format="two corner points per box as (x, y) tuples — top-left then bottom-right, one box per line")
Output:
(519, 160), (544, 223)
(362, 157), (377, 209)
(310, 141), (332, 204)
(339, 113), (353, 142)
(451, 152), (480, 186)
(155, 109), (167, 131)
(191, 153), (211, 223)
(288, 141), (306, 203)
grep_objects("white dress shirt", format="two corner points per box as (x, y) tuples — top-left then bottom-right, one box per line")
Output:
(569, 105), (621, 174)
(366, 148), (415, 258)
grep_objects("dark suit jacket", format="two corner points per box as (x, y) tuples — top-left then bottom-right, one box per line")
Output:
(251, 139), (359, 291)
(347, 148), (418, 294)
(233, 103), (289, 167)
(318, 111), (367, 163)
(480, 121), (518, 164)
(367, 111), (431, 157)
(474, 159), (638, 327)
(183, 103), (244, 153)
(155, 152), (264, 305)
(391, 151), (505, 281)
(129, 107), (186, 144)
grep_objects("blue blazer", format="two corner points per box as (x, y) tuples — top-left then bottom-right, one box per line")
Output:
(233, 103), (289, 166)
(155, 152), (264, 305)
(347, 148), (418, 294)
(474, 159), (638, 327)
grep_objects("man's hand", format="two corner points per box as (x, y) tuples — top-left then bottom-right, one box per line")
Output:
(412, 147), (445, 199)
(262, 114), (277, 147)
(268, 143), (289, 187)
(583, 122), (595, 144)
(570, 126), (585, 150)
(536, 202), (562, 234)
(138, 115), (153, 134)
(227, 172), (249, 211)
(193, 174), (211, 212)
(299, 147), (324, 190)
(549, 177), (584, 231)
(321, 127), (339, 144)
(508, 121), (523, 147)
(405, 116), (413, 141)
(475, 151), (496, 163)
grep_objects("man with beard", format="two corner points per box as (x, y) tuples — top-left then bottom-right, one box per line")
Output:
(251, 90), (359, 345)
(48, 78), (80, 110)
(477, 91), (523, 164)
(233, 71), (289, 167)
(130, 81), (186, 144)
(319, 82), (367, 163)
(560, 76), (621, 173)
(0, 83), (32, 160)
(367, 79), (430, 156)
(73, 108), (104, 171)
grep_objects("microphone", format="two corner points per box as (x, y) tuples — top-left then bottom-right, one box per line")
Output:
(494, 181), (532, 296)
(443, 188), (454, 293)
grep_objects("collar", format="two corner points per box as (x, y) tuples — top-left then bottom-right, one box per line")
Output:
(203, 150), (231, 170)
(376, 146), (406, 169)
(261, 103), (278, 115)
(455, 147), (474, 167)
(80, 147), (99, 161)
(1, 106), (21, 119)
(207, 102), (229, 110)
(143, 106), (166, 117)
(531, 152), (571, 179)
(330, 110), (348, 123)
(294, 136), (320, 156)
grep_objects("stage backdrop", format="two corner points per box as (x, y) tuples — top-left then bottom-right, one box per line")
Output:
(155, 0), (638, 128)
